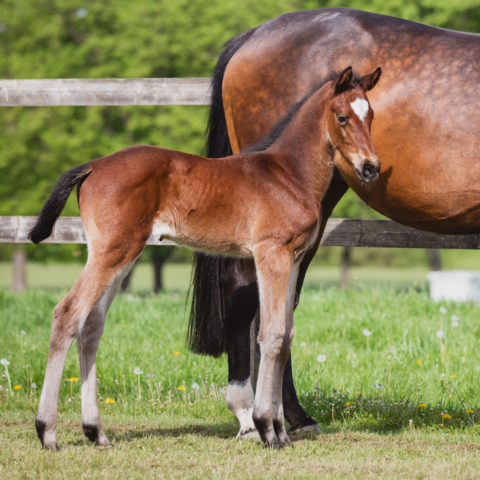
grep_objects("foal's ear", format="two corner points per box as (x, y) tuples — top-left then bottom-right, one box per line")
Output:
(335, 66), (353, 93)
(360, 67), (382, 91)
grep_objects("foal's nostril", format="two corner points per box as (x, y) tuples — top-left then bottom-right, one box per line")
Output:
(362, 162), (376, 178)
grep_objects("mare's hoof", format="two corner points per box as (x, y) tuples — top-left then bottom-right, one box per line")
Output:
(97, 438), (114, 448)
(289, 423), (321, 437)
(43, 441), (60, 451)
(237, 428), (261, 441)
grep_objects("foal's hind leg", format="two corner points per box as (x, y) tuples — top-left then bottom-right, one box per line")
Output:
(35, 247), (143, 450)
(77, 261), (135, 447)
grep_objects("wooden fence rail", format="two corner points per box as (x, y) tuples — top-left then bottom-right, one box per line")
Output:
(2, 216), (480, 249)
(0, 78), (210, 106)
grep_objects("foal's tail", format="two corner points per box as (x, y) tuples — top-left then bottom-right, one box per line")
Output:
(29, 164), (93, 244)
(187, 28), (257, 358)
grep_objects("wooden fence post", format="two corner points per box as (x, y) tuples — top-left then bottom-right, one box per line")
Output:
(13, 246), (27, 293)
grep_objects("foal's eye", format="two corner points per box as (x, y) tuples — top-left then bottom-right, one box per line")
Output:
(336, 114), (348, 125)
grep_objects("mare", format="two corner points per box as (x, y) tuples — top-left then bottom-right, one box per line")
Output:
(189, 7), (480, 438)
(30, 67), (381, 449)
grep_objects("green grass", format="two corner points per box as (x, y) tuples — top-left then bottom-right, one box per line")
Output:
(2, 286), (480, 478)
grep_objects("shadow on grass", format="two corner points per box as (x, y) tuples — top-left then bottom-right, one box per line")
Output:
(101, 422), (239, 444)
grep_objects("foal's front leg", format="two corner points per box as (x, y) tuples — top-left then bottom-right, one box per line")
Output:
(252, 244), (295, 448)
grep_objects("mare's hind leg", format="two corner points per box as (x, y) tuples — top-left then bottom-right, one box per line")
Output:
(223, 260), (259, 440)
(35, 246), (144, 450)
(77, 260), (135, 447)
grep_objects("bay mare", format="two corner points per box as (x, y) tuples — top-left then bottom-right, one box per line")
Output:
(189, 8), (480, 438)
(30, 67), (381, 449)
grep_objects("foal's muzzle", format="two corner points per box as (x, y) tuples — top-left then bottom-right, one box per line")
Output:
(356, 159), (381, 183)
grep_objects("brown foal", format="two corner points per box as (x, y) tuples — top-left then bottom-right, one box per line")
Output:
(30, 66), (381, 449)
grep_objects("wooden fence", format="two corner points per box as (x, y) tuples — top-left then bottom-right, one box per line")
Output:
(2, 76), (479, 385)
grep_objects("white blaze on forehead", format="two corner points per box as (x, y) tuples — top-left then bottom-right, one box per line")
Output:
(350, 98), (370, 121)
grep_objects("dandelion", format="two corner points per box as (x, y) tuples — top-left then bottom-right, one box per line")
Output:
(300, 342), (307, 348)
(20, 330), (26, 335)
(439, 306), (447, 314)
(467, 409), (474, 414)
(416, 360), (422, 365)
(436, 330), (445, 338)
(105, 398), (115, 404)
(177, 385), (185, 391)
(450, 375), (456, 379)
(174, 351), (181, 356)
(419, 403), (426, 408)
(1, 359), (10, 366)
(31, 383), (37, 389)
(373, 383), (384, 389)
(443, 413), (451, 420)
(317, 355), (326, 363)
(363, 328), (372, 336)
(134, 368), (143, 401)
(192, 383), (200, 391)
(69, 377), (79, 382)
(146, 373), (154, 379)
(134, 367), (143, 375)
(451, 315), (459, 322)
(344, 401), (355, 407)
(14, 385), (21, 390)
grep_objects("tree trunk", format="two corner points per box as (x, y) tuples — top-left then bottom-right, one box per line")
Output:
(152, 248), (173, 293)
(428, 249), (442, 271)
(13, 247), (27, 293)
(340, 246), (351, 289)
(120, 268), (134, 292)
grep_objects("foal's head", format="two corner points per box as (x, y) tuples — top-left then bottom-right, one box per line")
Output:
(326, 66), (382, 183)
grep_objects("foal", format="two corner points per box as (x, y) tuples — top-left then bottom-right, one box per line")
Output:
(30, 66), (381, 449)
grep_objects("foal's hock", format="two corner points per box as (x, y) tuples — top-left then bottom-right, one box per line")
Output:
(30, 66), (381, 450)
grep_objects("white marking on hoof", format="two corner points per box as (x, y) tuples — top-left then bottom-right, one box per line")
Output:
(290, 423), (321, 437)
(226, 378), (258, 439)
(237, 428), (261, 441)
(350, 98), (369, 121)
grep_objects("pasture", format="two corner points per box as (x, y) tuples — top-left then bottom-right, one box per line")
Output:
(2, 284), (480, 478)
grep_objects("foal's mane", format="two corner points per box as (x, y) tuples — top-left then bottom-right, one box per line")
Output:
(243, 69), (362, 154)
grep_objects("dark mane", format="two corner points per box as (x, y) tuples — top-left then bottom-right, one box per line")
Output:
(243, 70), (362, 154)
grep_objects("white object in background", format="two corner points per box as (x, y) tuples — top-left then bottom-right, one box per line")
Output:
(428, 270), (480, 303)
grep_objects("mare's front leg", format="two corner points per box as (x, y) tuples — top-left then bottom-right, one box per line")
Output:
(252, 244), (296, 448)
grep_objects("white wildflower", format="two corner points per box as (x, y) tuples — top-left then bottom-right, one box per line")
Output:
(0, 359), (10, 366)
(363, 328), (372, 337)
(192, 383), (200, 391)
(373, 383), (384, 389)
(436, 330), (445, 339)
(300, 342), (307, 348)
(439, 306), (447, 314)
(134, 367), (143, 375)
(317, 355), (327, 363)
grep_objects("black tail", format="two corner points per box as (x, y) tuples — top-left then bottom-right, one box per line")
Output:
(28, 163), (92, 244)
(187, 28), (257, 357)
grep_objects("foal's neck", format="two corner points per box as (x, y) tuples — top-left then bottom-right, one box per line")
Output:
(265, 86), (333, 199)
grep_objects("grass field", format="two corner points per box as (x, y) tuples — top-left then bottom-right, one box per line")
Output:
(2, 285), (480, 478)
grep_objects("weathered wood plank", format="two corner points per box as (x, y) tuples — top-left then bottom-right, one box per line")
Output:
(2, 216), (480, 249)
(0, 78), (211, 106)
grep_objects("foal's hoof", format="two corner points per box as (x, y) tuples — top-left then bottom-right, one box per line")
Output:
(237, 428), (261, 441)
(289, 423), (321, 438)
(43, 441), (60, 452)
(264, 438), (284, 450)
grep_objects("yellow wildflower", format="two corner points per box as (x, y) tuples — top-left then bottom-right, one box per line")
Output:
(450, 375), (456, 379)
(105, 398), (115, 404)
(14, 385), (21, 390)
(443, 413), (451, 420)
(177, 385), (185, 391)
(416, 360), (422, 365)
(174, 351), (181, 356)
(419, 403), (426, 408)
(341, 390), (346, 393)
(344, 401), (355, 407)
(69, 377), (79, 382)
(358, 392), (363, 397)
(467, 409), (474, 414)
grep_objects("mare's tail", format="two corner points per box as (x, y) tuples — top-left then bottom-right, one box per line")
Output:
(28, 164), (92, 244)
(187, 28), (257, 358)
